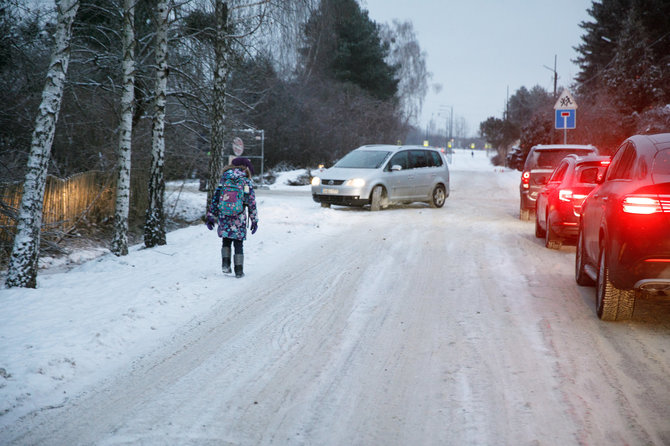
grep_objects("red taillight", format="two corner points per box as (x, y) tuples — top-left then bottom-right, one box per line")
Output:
(522, 171), (530, 189)
(622, 195), (662, 214)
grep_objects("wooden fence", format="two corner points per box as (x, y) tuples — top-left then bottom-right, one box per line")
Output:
(0, 170), (148, 253)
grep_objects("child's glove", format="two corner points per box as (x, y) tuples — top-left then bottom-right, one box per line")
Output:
(206, 215), (216, 230)
(250, 222), (258, 234)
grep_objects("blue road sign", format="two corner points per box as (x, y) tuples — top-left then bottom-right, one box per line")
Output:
(555, 109), (576, 129)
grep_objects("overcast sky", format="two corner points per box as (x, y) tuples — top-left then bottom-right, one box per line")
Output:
(362, 0), (594, 137)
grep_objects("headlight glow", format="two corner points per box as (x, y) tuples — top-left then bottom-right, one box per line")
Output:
(345, 178), (366, 188)
(311, 177), (321, 186)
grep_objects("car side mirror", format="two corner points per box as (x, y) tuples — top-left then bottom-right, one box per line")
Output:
(391, 164), (402, 172)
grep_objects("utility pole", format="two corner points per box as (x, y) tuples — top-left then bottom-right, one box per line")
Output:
(439, 105), (453, 148)
(543, 55), (558, 97)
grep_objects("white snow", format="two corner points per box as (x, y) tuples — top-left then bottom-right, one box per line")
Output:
(0, 148), (507, 427)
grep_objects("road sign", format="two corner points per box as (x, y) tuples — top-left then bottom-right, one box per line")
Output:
(555, 109), (576, 129)
(554, 89), (577, 110)
(232, 137), (244, 156)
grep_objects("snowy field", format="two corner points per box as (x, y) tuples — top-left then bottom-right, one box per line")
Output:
(0, 149), (507, 428)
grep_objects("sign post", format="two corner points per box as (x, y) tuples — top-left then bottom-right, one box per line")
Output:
(553, 89), (577, 144)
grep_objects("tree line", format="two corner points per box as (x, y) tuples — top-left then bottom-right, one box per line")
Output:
(480, 0), (670, 163)
(1, 0), (429, 287)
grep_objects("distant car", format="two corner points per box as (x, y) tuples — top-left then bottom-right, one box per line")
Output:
(535, 155), (611, 249)
(519, 144), (599, 220)
(311, 145), (450, 211)
(575, 133), (670, 321)
(506, 147), (525, 171)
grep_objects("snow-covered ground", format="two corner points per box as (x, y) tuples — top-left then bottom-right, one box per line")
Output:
(0, 148), (501, 427)
(2, 148), (669, 445)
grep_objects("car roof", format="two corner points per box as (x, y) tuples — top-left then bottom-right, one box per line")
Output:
(628, 133), (670, 151)
(530, 144), (597, 152)
(356, 144), (441, 153)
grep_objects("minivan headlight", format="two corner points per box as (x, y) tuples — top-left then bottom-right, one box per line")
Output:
(311, 177), (321, 186)
(345, 178), (366, 188)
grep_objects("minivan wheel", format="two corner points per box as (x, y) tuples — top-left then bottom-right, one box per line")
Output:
(575, 228), (594, 286)
(596, 245), (635, 321)
(370, 185), (384, 211)
(430, 184), (446, 208)
(320, 202), (331, 208)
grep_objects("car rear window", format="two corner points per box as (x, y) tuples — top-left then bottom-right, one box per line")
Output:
(652, 149), (670, 183)
(334, 150), (391, 169)
(575, 163), (608, 185)
(528, 149), (595, 169)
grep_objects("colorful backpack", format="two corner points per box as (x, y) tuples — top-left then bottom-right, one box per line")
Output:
(217, 177), (246, 216)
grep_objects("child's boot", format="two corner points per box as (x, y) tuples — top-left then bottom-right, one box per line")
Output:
(234, 254), (244, 278)
(221, 246), (231, 273)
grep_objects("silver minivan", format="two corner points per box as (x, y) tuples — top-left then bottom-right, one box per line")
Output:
(311, 145), (450, 211)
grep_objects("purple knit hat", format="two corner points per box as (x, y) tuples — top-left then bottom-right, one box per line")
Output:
(231, 157), (254, 175)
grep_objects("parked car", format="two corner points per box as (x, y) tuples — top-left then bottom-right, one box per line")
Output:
(506, 147), (525, 171)
(535, 155), (611, 249)
(311, 145), (450, 211)
(575, 133), (670, 321)
(519, 144), (599, 220)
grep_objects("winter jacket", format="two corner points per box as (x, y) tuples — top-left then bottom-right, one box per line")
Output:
(207, 166), (259, 240)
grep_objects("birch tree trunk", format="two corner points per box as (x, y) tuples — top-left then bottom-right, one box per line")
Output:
(5, 0), (79, 288)
(206, 0), (230, 206)
(110, 0), (135, 256)
(144, 0), (169, 248)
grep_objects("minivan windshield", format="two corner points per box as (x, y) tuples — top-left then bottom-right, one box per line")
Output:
(334, 150), (391, 169)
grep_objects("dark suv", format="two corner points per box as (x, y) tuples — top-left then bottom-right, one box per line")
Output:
(575, 133), (670, 321)
(519, 144), (598, 220)
(535, 155), (611, 249)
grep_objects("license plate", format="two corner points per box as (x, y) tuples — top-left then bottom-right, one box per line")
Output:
(322, 188), (339, 195)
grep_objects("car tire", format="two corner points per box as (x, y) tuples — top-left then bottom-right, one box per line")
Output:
(596, 245), (635, 321)
(575, 227), (594, 286)
(320, 202), (331, 208)
(370, 185), (384, 212)
(544, 215), (562, 249)
(520, 206), (530, 221)
(430, 184), (447, 208)
(534, 211), (545, 238)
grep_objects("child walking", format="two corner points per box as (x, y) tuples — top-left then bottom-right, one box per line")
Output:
(206, 157), (259, 277)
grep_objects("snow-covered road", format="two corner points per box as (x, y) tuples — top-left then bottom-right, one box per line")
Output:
(2, 151), (670, 445)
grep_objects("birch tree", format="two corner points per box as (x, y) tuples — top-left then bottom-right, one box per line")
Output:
(144, 0), (169, 248)
(110, 0), (135, 256)
(206, 0), (230, 206)
(5, 0), (79, 288)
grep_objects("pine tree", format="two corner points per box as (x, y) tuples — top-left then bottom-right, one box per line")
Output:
(574, 0), (670, 107)
(300, 0), (398, 101)
(602, 10), (663, 113)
